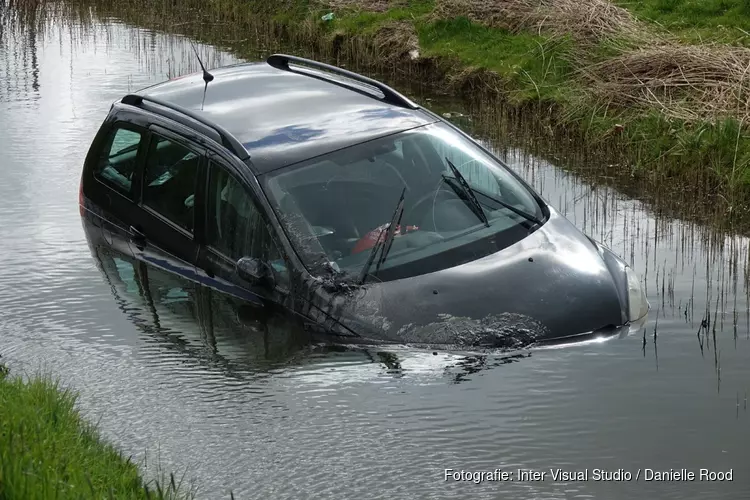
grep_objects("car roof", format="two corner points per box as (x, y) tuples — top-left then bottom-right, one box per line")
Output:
(133, 61), (437, 174)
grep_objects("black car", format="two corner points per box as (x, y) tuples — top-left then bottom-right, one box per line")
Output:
(79, 54), (649, 349)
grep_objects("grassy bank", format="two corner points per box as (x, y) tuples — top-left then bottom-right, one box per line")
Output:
(9, 0), (750, 224)
(0, 360), (190, 499)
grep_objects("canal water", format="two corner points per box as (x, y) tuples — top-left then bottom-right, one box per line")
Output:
(1, 9), (750, 500)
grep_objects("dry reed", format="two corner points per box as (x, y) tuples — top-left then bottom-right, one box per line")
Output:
(372, 21), (419, 61)
(577, 44), (750, 122)
(432, 0), (646, 44)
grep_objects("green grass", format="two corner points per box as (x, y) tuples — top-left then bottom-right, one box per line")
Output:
(615, 0), (750, 44)
(0, 363), (190, 500)
(325, 8), (576, 103)
(330, 0), (434, 30)
(417, 17), (575, 103)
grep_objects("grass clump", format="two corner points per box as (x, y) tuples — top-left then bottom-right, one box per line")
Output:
(0, 361), (191, 500)
(578, 43), (750, 122)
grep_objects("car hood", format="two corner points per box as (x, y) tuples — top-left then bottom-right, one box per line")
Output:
(321, 208), (627, 348)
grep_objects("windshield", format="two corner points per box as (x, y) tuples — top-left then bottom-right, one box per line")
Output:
(261, 122), (545, 282)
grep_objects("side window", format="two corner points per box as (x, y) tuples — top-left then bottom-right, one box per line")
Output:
(207, 163), (289, 283)
(142, 135), (200, 232)
(95, 126), (143, 196)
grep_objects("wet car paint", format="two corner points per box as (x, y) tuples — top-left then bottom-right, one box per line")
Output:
(137, 63), (437, 173)
(80, 58), (646, 348)
(295, 208), (637, 348)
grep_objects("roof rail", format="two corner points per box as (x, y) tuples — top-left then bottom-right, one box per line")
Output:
(120, 94), (248, 159)
(266, 54), (419, 110)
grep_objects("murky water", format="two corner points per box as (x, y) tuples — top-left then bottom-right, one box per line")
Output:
(2, 9), (750, 500)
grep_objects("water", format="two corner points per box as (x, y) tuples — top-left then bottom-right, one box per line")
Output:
(2, 9), (750, 500)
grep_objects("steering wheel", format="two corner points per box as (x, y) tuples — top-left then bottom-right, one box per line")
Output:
(407, 181), (457, 233)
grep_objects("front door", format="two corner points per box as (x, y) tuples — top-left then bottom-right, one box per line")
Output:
(195, 158), (291, 308)
(129, 126), (204, 282)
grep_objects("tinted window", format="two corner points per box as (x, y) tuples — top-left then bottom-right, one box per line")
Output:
(95, 127), (143, 196)
(207, 163), (289, 283)
(142, 136), (199, 232)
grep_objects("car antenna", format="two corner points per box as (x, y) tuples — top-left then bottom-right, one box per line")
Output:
(190, 41), (214, 111)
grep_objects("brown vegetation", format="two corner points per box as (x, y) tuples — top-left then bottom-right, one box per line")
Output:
(579, 44), (750, 122)
(432, 0), (750, 123)
(373, 21), (420, 62)
(433, 0), (644, 43)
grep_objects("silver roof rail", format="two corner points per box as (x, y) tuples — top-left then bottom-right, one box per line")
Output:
(266, 54), (419, 110)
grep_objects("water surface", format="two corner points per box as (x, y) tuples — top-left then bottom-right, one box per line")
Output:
(1, 10), (749, 500)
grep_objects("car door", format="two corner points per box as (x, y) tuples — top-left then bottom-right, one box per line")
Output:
(195, 157), (292, 308)
(84, 121), (149, 259)
(129, 125), (205, 282)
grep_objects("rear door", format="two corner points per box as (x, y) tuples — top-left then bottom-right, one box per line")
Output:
(83, 121), (149, 258)
(128, 125), (205, 282)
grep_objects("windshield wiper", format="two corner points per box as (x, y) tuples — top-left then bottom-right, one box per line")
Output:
(358, 187), (406, 285)
(444, 157), (543, 227)
(472, 186), (543, 227)
(443, 157), (490, 228)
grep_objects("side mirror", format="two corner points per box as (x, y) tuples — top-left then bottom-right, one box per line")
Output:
(236, 257), (276, 289)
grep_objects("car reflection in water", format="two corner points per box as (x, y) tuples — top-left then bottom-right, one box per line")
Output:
(88, 234), (312, 372)
(85, 231), (533, 384)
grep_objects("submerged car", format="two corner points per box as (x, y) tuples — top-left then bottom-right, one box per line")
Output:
(79, 53), (649, 349)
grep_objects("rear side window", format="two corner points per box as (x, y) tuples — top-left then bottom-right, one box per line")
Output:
(94, 127), (143, 196)
(142, 135), (200, 233)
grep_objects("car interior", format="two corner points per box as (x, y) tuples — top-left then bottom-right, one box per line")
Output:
(142, 138), (199, 231)
(97, 130), (141, 194)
